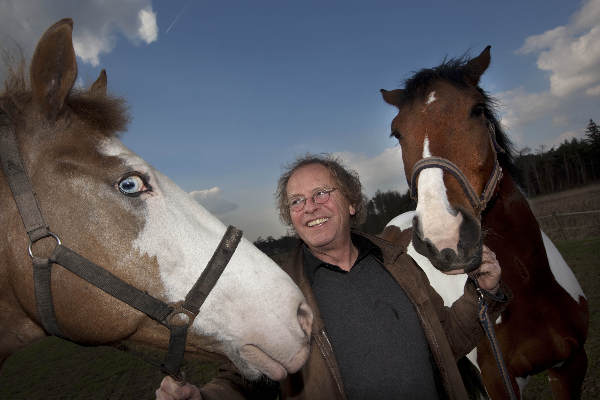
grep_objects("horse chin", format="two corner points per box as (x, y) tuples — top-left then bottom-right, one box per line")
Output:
(237, 343), (309, 381)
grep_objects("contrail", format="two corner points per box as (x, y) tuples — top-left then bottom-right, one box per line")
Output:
(166, 0), (192, 33)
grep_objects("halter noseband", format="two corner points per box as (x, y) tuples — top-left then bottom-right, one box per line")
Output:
(0, 110), (241, 380)
(409, 122), (504, 216)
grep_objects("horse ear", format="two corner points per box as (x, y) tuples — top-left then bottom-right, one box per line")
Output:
(90, 69), (107, 96)
(30, 18), (78, 121)
(465, 45), (491, 85)
(380, 89), (405, 108)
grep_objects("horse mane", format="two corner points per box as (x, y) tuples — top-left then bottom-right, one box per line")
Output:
(402, 54), (521, 182)
(0, 58), (129, 136)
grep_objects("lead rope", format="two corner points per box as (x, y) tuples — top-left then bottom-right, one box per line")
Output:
(468, 274), (518, 400)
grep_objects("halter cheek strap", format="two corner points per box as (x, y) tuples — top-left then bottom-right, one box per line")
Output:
(0, 110), (242, 381)
(410, 156), (502, 216)
(409, 121), (503, 216)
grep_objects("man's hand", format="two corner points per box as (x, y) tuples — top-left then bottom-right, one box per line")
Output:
(470, 245), (501, 294)
(156, 376), (202, 400)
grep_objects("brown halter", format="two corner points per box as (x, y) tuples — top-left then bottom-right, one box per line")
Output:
(409, 121), (504, 216)
(0, 110), (241, 380)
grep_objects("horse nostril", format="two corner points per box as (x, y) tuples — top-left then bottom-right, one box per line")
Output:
(440, 248), (456, 264)
(297, 301), (313, 338)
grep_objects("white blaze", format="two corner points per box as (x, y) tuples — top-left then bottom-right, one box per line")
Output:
(98, 138), (308, 377)
(426, 91), (437, 105)
(415, 137), (463, 252)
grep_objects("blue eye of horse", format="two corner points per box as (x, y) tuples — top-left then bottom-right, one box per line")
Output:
(118, 174), (149, 196)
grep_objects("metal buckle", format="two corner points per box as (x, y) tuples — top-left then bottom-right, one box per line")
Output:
(166, 302), (198, 327)
(28, 231), (61, 258)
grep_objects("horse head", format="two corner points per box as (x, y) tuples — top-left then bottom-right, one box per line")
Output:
(0, 19), (312, 381)
(381, 46), (505, 273)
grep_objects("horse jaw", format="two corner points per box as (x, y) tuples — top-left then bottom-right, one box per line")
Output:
(97, 138), (311, 380)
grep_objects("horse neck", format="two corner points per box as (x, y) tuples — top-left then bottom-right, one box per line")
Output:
(483, 173), (537, 231)
(482, 172), (551, 277)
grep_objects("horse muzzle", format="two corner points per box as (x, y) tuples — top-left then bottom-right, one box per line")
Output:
(412, 211), (482, 273)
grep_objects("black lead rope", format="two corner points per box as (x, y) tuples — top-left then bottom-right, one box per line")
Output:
(468, 274), (518, 400)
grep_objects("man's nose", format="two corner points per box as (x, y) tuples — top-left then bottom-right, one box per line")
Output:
(303, 197), (319, 212)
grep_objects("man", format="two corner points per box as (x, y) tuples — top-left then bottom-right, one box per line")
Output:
(157, 154), (508, 400)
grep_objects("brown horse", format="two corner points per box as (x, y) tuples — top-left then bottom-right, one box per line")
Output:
(0, 19), (313, 383)
(381, 47), (588, 398)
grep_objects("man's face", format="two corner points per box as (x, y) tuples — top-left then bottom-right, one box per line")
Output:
(286, 163), (356, 252)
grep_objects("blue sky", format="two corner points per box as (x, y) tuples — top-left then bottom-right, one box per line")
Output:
(1, 0), (599, 240)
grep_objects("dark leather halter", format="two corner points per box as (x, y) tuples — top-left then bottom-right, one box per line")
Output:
(0, 111), (242, 380)
(409, 122), (504, 216)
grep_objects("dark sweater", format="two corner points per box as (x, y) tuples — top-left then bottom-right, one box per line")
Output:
(303, 234), (441, 399)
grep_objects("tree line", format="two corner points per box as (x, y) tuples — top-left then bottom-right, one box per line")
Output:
(255, 119), (600, 255)
(515, 119), (600, 196)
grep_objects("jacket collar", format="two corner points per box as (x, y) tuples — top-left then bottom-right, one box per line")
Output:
(302, 232), (383, 285)
(287, 230), (408, 335)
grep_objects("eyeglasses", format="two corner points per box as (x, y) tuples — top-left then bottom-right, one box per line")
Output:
(288, 188), (337, 213)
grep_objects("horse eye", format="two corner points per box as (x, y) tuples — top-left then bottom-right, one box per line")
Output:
(390, 130), (403, 140)
(117, 173), (151, 196)
(471, 104), (486, 117)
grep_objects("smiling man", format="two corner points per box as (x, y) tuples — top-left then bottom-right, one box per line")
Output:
(157, 153), (509, 400)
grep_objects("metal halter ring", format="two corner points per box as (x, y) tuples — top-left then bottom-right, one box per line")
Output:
(28, 231), (62, 258)
(166, 301), (198, 327)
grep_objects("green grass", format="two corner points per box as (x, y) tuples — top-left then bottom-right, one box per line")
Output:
(1, 237), (598, 399)
(0, 339), (218, 400)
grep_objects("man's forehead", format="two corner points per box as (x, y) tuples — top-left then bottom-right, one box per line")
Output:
(287, 164), (335, 194)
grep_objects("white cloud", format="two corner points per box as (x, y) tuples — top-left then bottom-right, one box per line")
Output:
(547, 129), (585, 149)
(334, 146), (408, 198)
(73, 30), (114, 67)
(586, 84), (600, 96)
(517, 0), (600, 98)
(495, 87), (559, 130)
(138, 7), (158, 44)
(552, 114), (569, 126)
(500, 0), (600, 149)
(572, 0), (600, 30)
(0, 0), (157, 68)
(190, 187), (238, 215)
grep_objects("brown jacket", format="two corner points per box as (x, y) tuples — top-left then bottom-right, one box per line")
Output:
(201, 231), (509, 400)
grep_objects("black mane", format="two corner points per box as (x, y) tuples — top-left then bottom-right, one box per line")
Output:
(402, 54), (520, 181)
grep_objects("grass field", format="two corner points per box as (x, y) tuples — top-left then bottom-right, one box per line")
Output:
(1, 236), (598, 399)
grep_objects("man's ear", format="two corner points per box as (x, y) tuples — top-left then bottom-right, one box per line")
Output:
(349, 205), (356, 216)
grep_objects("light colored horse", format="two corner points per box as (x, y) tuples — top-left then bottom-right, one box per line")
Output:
(0, 18), (312, 383)
(381, 47), (588, 398)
